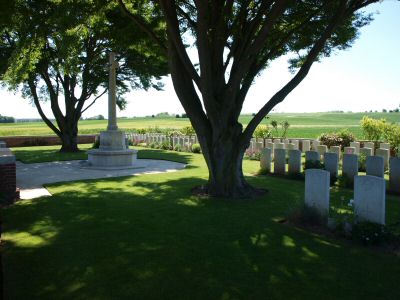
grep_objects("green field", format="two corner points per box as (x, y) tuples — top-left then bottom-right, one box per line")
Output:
(1, 112), (399, 138)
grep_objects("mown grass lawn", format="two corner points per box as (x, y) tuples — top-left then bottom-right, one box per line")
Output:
(2, 148), (400, 299)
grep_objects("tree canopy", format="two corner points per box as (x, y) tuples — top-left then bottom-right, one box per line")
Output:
(119, 0), (384, 197)
(0, 0), (168, 151)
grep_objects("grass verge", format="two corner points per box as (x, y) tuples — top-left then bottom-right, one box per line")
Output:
(2, 148), (400, 299)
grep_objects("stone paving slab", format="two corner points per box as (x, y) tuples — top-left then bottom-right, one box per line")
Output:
(17, 159), (186, 200)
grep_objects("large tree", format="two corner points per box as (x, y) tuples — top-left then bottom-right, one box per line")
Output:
(0, 0), (167, 152)
(119, 0), (384, 197)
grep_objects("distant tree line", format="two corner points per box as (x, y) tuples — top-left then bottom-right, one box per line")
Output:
(0, 114), (15, 123)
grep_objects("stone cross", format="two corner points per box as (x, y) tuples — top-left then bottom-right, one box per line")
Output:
(108, 52), (119, 131)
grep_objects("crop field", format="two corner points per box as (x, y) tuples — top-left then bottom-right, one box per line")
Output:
(0, 112), (399, 139)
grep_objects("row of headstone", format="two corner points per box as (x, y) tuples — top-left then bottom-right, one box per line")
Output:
(254, 138), (317, 155)
(260, 148), (400, 194)
(305, 169), (386, 225)
(127, 133), (198, 150)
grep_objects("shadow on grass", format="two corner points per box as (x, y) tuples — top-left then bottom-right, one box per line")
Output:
(3, 174), (400, 300)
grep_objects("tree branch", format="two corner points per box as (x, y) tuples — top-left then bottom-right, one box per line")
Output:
(28, 79), (62, 137)
(117, 0), (168, 53)
(159, 0), (201, 89)
(242, 0), (349, 143)
(81, 89), (107, 114)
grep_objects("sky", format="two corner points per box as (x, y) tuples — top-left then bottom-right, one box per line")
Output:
(0, 0), (399, 119)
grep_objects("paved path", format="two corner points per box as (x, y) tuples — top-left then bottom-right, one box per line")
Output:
(17, 159), (186, 199)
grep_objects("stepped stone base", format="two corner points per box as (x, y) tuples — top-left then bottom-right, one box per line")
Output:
(87, 130), (137, 169)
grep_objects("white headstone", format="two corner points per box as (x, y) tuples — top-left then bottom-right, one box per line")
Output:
(350, 142), (360, 154)
(317, 145), (328, 159)
(305, 169), (330, 216)
(274, 143), (285, 150)
(274, 138), (281, 144)
(286, 143), (295, 151)
(364, 142), (375, 155)
(360, 147), (373, 157)
(312, 140), (320, 151)
(255, 142), (263, 153)
(389, 157), (400, 194)
(342, 154), (358, 180)
(288, 149), (302, 175)
(366, 156), (384, 178)
(302, 140), (310, 152)
(330, 146), (341, 156)
(260, 148), (272, 173)
(274, 148), (286, 175)
(354, 175), (386, 225)
(305, 151), (320, 162)
(344, 146), (356, 155)
(265, 142), (274, 150)
(380, 143), (390, 150)
(375, 148), (390, 169)
(324, 152), (339, 178)
(290, 140), (299, 150)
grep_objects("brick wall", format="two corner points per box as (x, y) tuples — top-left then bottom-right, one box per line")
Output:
(0, 135), (97, 147)
(0, 155), (18, 202)
(0, 163), (16, 194)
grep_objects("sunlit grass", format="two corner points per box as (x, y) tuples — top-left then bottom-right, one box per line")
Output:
(2, 148), (400, 299)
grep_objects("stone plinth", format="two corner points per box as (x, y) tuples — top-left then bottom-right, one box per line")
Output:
(87, 148), (137, 169)
(99, 130), (126, 150)
(87, 130), (137, 169)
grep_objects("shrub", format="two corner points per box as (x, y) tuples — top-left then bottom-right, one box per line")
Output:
(382, 123), (400, 155)
(358, 152), (367, 172)
(337, 129), (355, 147)
(319, 129), (355, 148)
(149, 143), (156, 149)
(126, 138), (134, 146)
(318, 132), (342, 148)
(92, 137), (100, 149)
(161, 141), (172, 150)
(181, 125), (195, 136)
(351, 221), (395, 246)
(191, 143), (201, 153)
(254, 125), (272, 139)
(360, 116), (386, 142)
(174, 144), (182, 152)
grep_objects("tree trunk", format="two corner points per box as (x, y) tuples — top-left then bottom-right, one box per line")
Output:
(59, 121), (79, 152)
(199, 126), (262, 198)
